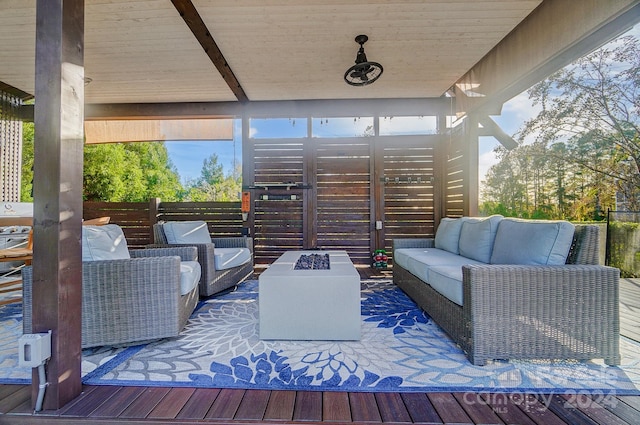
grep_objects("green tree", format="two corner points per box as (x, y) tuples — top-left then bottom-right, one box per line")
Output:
(83, 142), (182, 201)
(482, 33), (639, 218)
(20, 121), (34, 202)
(518, 34), (640, 211)
(184, 154), (241, 201)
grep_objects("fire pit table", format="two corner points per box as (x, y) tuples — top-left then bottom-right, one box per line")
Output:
(259, 250), (361, 340)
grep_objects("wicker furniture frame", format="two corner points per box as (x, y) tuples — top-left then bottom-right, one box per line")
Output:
(393, 225), (621, 366)
(23, 246), (199, 348)
(153, 223), (253, 297)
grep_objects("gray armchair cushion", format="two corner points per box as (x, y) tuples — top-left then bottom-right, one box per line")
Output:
(214, 247), (252, 270)
(82, 224), (130, 261)
(162, 221), (211, 244)
(180, 260), (201, 295)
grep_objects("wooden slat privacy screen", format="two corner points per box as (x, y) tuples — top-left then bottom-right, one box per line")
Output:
(82, 125), (474, 265)
(246, 134), (445, 265)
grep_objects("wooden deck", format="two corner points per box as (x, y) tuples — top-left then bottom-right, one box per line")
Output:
(0, 268), (638, 424)
(0, 384), (639, 424)
(621, 278), (640, 343)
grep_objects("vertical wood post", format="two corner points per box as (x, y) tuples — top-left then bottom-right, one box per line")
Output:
(465, 113), (480, 216)
(32, 0), (84, 410)
(241, 114), (255, 237)
(303, 117), (317, 249)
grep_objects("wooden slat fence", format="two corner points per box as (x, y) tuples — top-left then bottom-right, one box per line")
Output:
(83, 200), (245, 249)
(381, 136), (439, 255)
(84, 131), (475, 265)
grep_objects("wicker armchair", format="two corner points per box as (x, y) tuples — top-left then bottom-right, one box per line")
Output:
(393, 225), (620, 366)
(23, 245), (200, 348)
(153, 222), (253, 297)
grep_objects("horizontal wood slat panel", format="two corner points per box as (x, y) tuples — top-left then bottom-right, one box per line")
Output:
(382, 139), (436, 258)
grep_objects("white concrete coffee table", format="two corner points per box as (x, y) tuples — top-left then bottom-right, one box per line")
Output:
(259, 250), (361, 340)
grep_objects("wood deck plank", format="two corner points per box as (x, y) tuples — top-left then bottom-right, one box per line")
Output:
(560, 394), (629, 425)
(620, 278), (640, 342)
(349, 392), (382, 422)
(600, 394), (640, 424)
(175, 388), (220, 419)
(323, 391), (351, 422)
(147, 387), (196, 419)
(264, 390), (296, 421)
(88, 386), (146, 418)
(0, 385), (30, 414)
(119, 387), (171, 419)
(400, 392), (442, 423)
(205, 388), (244, 419)
(375, 392), (412, 423)
(618, 395), (640, 411)
(454, 392), (505, 424)
(427, 392), (472, 424)
(59, 385), (119, 417)
(234, 389), (270, 420)
(479, 393), (538, 425)
(0, 385), (25, 404)
(540, 394), (599, 425)
(293, 390), (322, 422)
(515, 394), (570, 425)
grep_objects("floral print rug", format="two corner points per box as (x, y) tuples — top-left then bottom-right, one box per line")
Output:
(2, 279), (640, 394)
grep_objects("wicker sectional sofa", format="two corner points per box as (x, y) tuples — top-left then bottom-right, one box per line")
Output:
(393, 216), (620, 366)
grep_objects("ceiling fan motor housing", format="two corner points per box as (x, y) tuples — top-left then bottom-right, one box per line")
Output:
(344, 34), (383, 86)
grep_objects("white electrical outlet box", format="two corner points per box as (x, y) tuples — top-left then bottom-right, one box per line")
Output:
(18, 331), (52, 368)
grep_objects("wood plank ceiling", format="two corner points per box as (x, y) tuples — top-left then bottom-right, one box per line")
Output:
(0, 0), (542, 104)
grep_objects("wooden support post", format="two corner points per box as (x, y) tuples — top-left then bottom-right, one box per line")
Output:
(32, 0), (84, 410)
(465, 114), (480, 217)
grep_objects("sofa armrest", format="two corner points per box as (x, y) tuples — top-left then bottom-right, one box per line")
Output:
(393, 238), (435, 250)
(461, 264), (620, 365)
(133, 246), (198, 261)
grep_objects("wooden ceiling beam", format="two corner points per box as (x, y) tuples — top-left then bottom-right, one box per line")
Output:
(171, 0), (249, 103)
(83, 97), (451, 120)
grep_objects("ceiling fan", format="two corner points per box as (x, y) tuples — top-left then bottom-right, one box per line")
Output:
(344, 34), (383, 86)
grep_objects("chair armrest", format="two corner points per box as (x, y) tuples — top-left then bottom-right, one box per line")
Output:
(133, 246), (198, 261)
(23, 257), (187, 347)
(212, 237), (253, 252)
(393, 238), (435, 250)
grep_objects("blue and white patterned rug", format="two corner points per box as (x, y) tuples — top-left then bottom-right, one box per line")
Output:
(2, 279), (640, 394)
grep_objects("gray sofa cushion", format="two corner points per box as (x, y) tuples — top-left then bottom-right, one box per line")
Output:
(434, 217), (465, 254)
(393, 247), (483, 284)
(427, 265), (464, 306)
(458, 215), (503, 263)
(490, 218), (575, 265)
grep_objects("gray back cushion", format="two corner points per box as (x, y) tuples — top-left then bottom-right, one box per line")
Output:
(434, 217), (465, 254)
(490, 218), (575, 265)
(163, 221), (211, 244)
(458, 215), (503, 263)
(82, 224), (131, 261)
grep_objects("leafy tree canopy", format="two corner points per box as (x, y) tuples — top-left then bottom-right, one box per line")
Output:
(481, 34), (639, 219)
